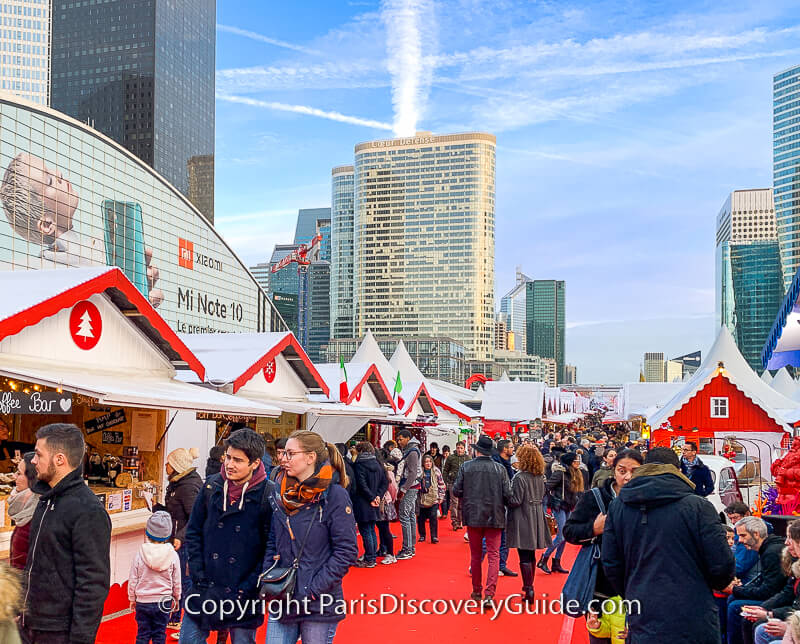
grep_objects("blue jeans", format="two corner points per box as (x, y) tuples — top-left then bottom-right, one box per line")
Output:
(265, 616), (337, 644)
(178, 614), (256, 644)
(398, 489), (418, 553)
(543, 509), (567, 559)
(170, 545), (190, 623)
(481, 529), (509, 569)
(726, 599), (762, 644)
(357, 521), (377, 563)
(754, 622), (783, 644)
(135, 602), (170, 644)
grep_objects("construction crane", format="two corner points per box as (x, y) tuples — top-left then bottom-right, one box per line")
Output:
(271, 233), (323, 273)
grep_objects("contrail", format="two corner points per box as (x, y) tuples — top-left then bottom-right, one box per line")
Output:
(381, 0), (436, 137)
(217, 93), (394, 131)
(216, 24), (322, 56)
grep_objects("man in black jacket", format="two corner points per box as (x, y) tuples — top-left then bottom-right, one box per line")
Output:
(491, 439), (517, 577)
(602, 447), (734, 644)
(680, 441), (714, 497)
(21, 423), (111, 644)
(453, 434), (512, 607)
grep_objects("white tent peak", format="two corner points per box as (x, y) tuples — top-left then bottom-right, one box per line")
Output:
(772, 367), (797, 398)
(351, 330), (394, 385)
(499, 371), (511, 382)
(472, 385), (484, 401)
(389, 340), (425, 382)
(761, 370), (774, 385)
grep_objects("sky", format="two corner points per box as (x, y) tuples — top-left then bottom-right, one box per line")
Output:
(213, 0), (800, 384)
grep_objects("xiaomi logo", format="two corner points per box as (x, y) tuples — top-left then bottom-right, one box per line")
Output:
(178, 238), (194, 269)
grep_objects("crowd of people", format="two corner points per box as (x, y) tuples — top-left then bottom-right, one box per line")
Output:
(3, 419), (800, 644)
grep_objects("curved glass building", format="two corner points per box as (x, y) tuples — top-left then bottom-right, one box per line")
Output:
(775, 64), (800, 288)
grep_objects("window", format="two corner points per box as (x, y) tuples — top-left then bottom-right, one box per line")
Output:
(710, 397), (729, 418)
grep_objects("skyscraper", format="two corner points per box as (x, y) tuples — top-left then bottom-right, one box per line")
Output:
(643, 352), (666, 382)
(774, 64), (800, 287)
(49, 0), (215, 221)
(715, 189), (784, 370)
(330, 166), (355, 340)
(526, 280), (566, 383)
(299, 261), (330, 363)
(294, 207), (332, 261)
(0, 0), (49, 105)
(500, 267), (532, 353)
(352, 132), (496, 360)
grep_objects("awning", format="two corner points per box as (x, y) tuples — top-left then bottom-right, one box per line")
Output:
(305, 413), (371, 444)
(235, 394), (390, 419)
(0, 363), (281, 417)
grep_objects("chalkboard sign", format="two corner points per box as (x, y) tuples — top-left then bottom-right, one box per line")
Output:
(86, 409), (126, 434)
(102, 430), (124, 444)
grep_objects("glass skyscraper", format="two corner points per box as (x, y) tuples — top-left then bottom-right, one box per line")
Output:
(499, 267), (532, 353)
(0, 0), (49, 104)
(49, 0), (215, 222)
(302, 260), (330, 363)
(330, 165), (355, 340)
(716, 189), (784, 371)
(294, 207), (331, 261)
(526, 280), (566, 384)
(774, 64), (800, 288)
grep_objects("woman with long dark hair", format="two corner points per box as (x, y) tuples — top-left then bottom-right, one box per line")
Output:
(8, 452), (38, 569)
(538, 451), (584, 575)
(352, 441), (388, 568)
(264, 431), (358, 644)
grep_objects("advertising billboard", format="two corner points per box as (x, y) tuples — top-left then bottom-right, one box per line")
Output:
(0, 99), (279, 334)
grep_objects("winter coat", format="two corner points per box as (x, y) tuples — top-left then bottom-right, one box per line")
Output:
(493, 453), (515, 481)
(164, 468), (203, 543)
(442, 452), (470, 486)
(591, 463), (613, 489)
(506, 471), (552, 551)
(263, 483), (358, 624)
(21, 466), (112, 644)
(563, 477), (617, 598)
(731, 534), (788, 601)
(680, 456), (714, 497)
(184, 472), (273, 631)
(602, 463), (734, 644)
(8, 488), (38, 570)
(419, 466), (445, 508)
(762, 558), (800, 621)
(343, 458), (356, 495)
(452, 455), (511, 529)
(546, 463), (581, 512)
(205, 458), (222, 479)
(398, 439), (422, 492)
(351, 454), (388, 523)
(128, 542), (181, 605)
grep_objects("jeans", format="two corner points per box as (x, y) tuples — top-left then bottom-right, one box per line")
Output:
(357, 521), (377, 563)
(417, 505), (438, 540)
(754, 622), (783, 644)
(178, 614), (256, 644)
(447, 485), (462, 528)
(398, 489), (418, 553)
(468, 526), (502, 597)
(481, 529), (509, 569)
(726, 599), (762, 644)
(442, 487), (451, 516)
(376, 520), (394, 556)
(171, 545), (191, 623)
(136, 602), (171, 644)
(265, 616), (338, 644)
(543, 509), (567, 559)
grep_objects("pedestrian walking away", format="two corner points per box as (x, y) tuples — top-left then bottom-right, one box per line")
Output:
(395, 429), (422, 559)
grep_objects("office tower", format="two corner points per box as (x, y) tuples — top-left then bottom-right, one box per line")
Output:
(249, 262), (271, 292)
(352, 132), (496, 360)
(494, 314), (508, 351)
(271, 292), (298, 336)
(715, 189), (783, 370)
(187, 155), (214, 223)
(775, 65), (800, 287)
(493, 350), (556, 386)
(0, 0), (49, 104)
(294, 208), (332, 261)
(665, 360), (683, 382)
(643, 352), (666, 382)
(266, 244), (301, 334)
(49, 0), (215, 221)
(672, 351), (701, 378)
(526, 280), (566, 383)
(564, 364), (577, 385)
(500, 267), (532, 353)
(330, 166), (355, 340)
(299, 261), (330, 362)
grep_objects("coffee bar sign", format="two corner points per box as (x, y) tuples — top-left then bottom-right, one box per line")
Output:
(0, 391), (73, 414)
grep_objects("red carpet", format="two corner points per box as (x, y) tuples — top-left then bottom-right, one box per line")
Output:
(96, 520), (588, 643)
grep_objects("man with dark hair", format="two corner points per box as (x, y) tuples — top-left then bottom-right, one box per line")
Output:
(725, 503), (759, 584)
(491, 439), (517, 577)
(395, 429), (422, 560)
(443, 441), (470, 531)
(602, 445), (734, 643)
(680, 441), (714, 497)
(21, 423), (111, 644)
(180, 428), (272, 643)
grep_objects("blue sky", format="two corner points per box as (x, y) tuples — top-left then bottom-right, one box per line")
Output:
(213, 0), (800, 383)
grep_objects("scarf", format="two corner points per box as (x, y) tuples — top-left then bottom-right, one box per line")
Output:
(220, 462), (266, 511)
(8, 488), (38, 527)
(278, 461), (334, 515)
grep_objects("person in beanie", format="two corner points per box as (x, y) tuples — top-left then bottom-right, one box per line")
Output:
(538, 451), (583, 575)
(452, 434), (512, 608)
(129, 511), (181, 644)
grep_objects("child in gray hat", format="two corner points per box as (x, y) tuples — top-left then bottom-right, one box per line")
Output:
(128, 511), (181, 644)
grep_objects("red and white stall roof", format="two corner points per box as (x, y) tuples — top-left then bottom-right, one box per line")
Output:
(313, 362), (395, 408)
(0, 267), (280, 416)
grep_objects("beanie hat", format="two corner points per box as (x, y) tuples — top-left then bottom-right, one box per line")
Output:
(168, 447), (199, 474)
(560, 452), (578, 467)
(146, 511), (173, 542)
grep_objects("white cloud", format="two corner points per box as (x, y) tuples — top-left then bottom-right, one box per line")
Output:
(216, 24), (322, 55)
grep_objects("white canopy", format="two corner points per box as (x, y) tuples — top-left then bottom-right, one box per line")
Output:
(481, 381), (545, 422)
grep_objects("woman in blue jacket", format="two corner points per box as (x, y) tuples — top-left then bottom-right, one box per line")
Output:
(264, 430), (358, 644)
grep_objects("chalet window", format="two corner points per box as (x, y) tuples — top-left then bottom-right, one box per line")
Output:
(710, 397), (729, 418)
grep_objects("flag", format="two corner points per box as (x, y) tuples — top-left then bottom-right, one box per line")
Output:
(394, 372), (404, 410)
(339, 355), (349, 402)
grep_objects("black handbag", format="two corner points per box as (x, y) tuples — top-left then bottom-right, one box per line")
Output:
(258, 511), (316, 602)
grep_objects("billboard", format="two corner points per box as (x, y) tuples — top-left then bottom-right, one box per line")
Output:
(0, 99), (278, 334)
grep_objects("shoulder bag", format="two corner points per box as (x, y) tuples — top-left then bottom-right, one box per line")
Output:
(258, 507), (318, 602)
(561, 487), (606, 617)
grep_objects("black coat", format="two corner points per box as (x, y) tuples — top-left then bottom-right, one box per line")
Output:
(731, 534), (787, 601)
(546, 463), (580, 512)
(452, 455), (511, 529)
(680, 457), (714, 497)
(563, 477), (616, 598)
(602, 464), (734, 644)
(762, 573), (800, 620)
(22, 467), (111, 644)
(351, 455), (388, 523)
(164, 468), (203, 543)
(184, 472), (273, 631)
(263, 483), (358, 623)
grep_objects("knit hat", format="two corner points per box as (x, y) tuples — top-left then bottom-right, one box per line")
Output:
(146, 511), (173, 542)
(167, 447), (199, 474)
(390, 448), (403, 461)
(560, 452), (578, 467)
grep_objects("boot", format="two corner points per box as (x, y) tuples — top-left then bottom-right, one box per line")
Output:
(536, 554), (551, 575)
(520, 562), (535, 604)
(551, 557), (569, 574)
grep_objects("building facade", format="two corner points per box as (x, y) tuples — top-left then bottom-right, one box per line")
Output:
(352, 132), (496, 361)
(494, 314), (508, 351)
(294, 207), (331, 261)
(330, 165), (355, 340)
(666, 360), (683, 382)
(715, 189), (784, 371)
(775, 65), (800, 288)
(0, 0), (49, 105)
(672, 351), (701, 378)
(301, 260), (330, 363)
(499, 267), (531, 353)
(564, 364), (577, 385)
(249, 261), (270, 292)
(0, 95), (282, 333)
(526, 280), (566, 383)
(493, 349), (557, 386)
(643, 352), (666, 382)
(49, 0), (215, 222)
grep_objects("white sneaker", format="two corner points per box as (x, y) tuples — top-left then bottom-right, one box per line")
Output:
(464, 532), (469, 542)
(171, 634), (180, 641)
(381, 555), (397, 564)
